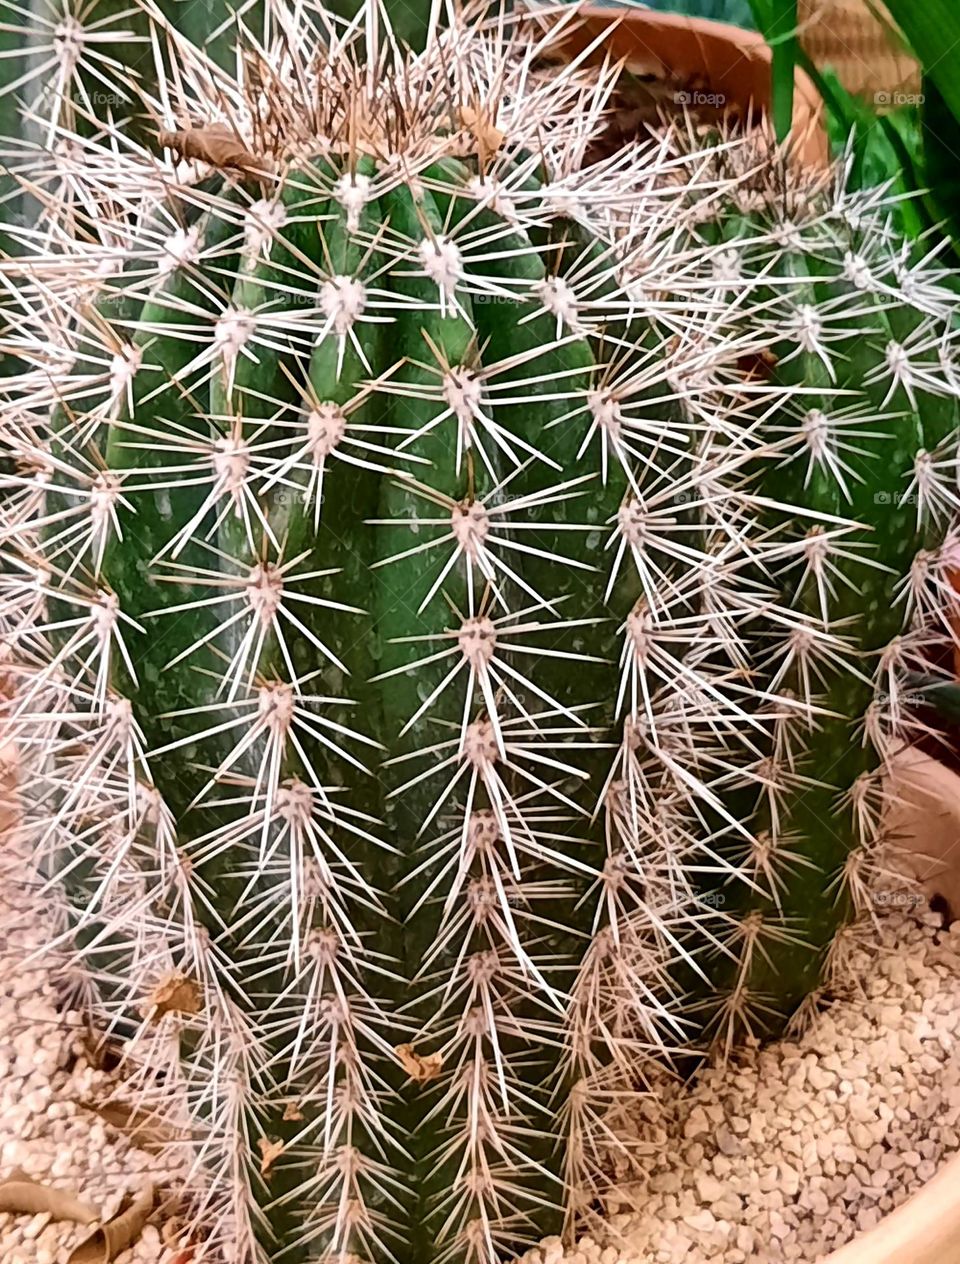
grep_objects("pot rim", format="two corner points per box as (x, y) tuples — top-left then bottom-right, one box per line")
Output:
(819, 1145), (960, 1262)
(524, 0), (830, 167)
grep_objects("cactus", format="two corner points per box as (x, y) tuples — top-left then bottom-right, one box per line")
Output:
(675, 153), (960, 1037)
(0, 0), (263, 387)
(0, 0), (263, 236)
(3, 3), (960, 1262)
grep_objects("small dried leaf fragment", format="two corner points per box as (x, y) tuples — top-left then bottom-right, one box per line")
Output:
(158, 124), (265, 174)
(68, 1183), (155, 1264)
(394, 1043), (443, 1084)
(141, 972), (202, 1021)
(258, 1137), (284, 1176)
(161, 1217), (188, 1251)
(347, 99), (389, 155)
(0, 1169), (98, 1224)
(79, 1030), (125, 1073)
(458, 106), (505, 160)
(78, 1100), (184, 1153)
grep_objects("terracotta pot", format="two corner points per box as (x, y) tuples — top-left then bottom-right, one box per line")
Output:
(531, 2), (829, 167)
(805, 748), (960, 1263)
(885, 747), (960, 922)
(821, 1146), (960, 1262)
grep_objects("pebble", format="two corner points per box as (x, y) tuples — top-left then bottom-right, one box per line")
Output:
(517, 893), (960, 1264)
(0, 832), (183, 1263)
(4, 747), (960, 1264)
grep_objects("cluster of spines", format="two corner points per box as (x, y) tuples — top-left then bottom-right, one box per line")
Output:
(3, 4), (960, 1263)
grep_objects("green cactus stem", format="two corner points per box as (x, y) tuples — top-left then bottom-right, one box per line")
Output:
(3, 7), (960, 1264)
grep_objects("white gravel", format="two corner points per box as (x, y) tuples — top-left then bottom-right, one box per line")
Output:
(4, 756), (960, 1264)
(0, 802), (184, 1264)
(520, 898), (960, 1264)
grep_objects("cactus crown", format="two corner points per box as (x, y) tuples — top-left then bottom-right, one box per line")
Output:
(3, 3), (960, 1264)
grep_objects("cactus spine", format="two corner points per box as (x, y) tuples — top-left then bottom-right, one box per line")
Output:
(3, 4), (960, 1262)
(0, 0), (258, 383)
(0, 0), (259, 230)
(682, 167), (960, 1036)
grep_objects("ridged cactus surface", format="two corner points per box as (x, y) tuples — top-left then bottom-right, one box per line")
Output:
(0, 0), (259, 382)
(3, 5), (960, 1263)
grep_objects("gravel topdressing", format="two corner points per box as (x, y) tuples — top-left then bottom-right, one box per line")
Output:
(518, 902), (960, 1264)
(3, 789), (960, 1264)
(0, 816), (184, 1264)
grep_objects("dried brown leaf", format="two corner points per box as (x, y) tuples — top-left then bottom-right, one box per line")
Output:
(737, 348), (779, 382)
(394, 1043), (443, 1084)
(157, 124), (265, 174)
(258, 1137), (284, 1176)
(161, 1217), (185, 1248)
(157, 1216), (196, 1264)
(79, 1030), (125, 1073)
(458, 106), (505, 160)
(68, 1183), (155, 1264)
(141, 972), (202, 1021)
(78, 1100), (184, 1153)
(0, 1170), (98, 1224)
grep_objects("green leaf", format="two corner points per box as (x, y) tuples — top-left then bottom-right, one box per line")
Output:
(768, 0), (798, 144)
(920, 78), (960, 262)
(748, 0), (797, 145)
(876, 2), (960, 261)
(792, 52), (930, 239)
(881, 0), (960, 124)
